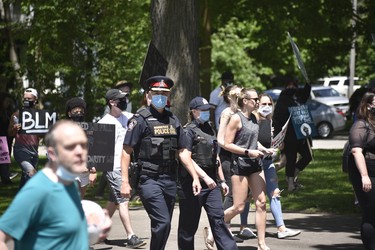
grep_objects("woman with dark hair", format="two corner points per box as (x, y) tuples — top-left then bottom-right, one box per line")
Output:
(255, 94), (301, 239)
(348, 92), (375, 249)
(223, 88), (274, 250)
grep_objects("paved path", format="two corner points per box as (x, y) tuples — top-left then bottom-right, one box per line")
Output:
(92, 206), (362, 250)
(26, 137), (358, 250)
(36, 138), (347, 157)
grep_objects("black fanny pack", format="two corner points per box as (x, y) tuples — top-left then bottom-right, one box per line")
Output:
(235, 156), (262, 172)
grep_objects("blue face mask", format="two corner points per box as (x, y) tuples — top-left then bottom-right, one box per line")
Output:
(151, 95), (168, 109)
(198, 110), (210, 123)
(56, 165), (79, 182)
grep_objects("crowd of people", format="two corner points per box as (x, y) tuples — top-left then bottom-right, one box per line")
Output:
(1, 71), (373, 250)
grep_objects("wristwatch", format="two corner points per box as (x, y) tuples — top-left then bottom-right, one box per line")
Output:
(244, 150), (249, 156)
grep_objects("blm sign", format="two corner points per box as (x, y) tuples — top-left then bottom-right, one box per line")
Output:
(78, 122), (115, 172)
(19, 109), (57, 134)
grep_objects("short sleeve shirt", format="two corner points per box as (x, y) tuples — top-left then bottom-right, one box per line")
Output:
(0, 171), (88, 250)
(99, 112), (133, 171)
(209, 85), (227, 129)
(349, 119), (375, 176)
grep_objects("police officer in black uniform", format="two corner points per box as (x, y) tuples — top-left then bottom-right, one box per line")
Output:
(121, 76), (201, 250)
(178, 97), (237, 250)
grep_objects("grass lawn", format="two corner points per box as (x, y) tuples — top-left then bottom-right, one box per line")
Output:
(0, 149), (360, 215)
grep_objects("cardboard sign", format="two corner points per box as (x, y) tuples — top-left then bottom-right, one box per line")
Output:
(0, 136), (11, 164)
(19, 109), (57, 134)
(271, 116), (290, 149)
(288, 105), (317, 140)
(139, 41), (169, 90)
(78, 122), (115, 172)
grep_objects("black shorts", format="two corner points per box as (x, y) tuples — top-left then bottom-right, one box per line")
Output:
(231, 161), (262, 176)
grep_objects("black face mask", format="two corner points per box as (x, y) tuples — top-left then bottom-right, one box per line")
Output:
(223, 82), (233, 88)
(117, 100), (127, 111)
(70, 114), (84, 122)
(23, 100), (35, 108)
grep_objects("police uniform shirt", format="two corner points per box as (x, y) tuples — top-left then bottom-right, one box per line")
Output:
(124, 106), (188, 152)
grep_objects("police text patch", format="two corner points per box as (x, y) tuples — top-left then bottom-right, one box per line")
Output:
(153, 125), (177, 135)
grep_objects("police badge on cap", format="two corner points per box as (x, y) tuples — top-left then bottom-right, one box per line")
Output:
(143, 76), (174, 92)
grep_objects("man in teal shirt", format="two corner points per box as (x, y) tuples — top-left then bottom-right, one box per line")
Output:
(0, 120), (105, 249)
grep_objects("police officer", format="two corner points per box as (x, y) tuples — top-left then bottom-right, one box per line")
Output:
(121, 76), (201, 250)
(178, 97), (237, 250)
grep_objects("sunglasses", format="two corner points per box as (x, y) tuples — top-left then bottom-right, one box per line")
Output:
(245, 97), (259, 102)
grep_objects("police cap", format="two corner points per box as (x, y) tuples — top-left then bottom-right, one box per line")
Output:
(145, 76), (174, 92)
(189, 97), (211, 111)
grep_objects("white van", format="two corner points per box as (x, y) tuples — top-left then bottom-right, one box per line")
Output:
(317, 76), (361, 97)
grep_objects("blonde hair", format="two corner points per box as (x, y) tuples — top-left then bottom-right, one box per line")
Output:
(221, 85), (242, 112)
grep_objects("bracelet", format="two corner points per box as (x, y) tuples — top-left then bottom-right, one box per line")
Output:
(218, 180), (226, 185)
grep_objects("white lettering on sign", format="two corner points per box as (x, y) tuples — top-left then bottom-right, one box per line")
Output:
(22, 111), (35, 130)
(88, 155), (106, 164)
(21, 110), (57, 134)
(45, 112), (57, 126)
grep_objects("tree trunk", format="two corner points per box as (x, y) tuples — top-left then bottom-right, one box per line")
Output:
(198, 0), (212, 100)
(150, 0), (200, 125)
(0, 0), (23, 93)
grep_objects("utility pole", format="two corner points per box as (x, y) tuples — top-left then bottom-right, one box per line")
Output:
(349, 0), (357, 97)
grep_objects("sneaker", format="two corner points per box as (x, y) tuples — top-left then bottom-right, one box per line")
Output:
(127, 235), (146, 248)
(277, 228), (301, 239)
(294, 182), (304, 189)
(9, 173), (18, 180)
(237, 227), (257, 239)
(232, 234), (244, 243)
(103, 238), (113, 245)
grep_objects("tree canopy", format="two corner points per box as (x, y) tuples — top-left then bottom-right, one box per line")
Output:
(1, 0), (374, 120)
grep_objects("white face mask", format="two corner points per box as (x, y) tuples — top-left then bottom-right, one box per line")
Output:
(56, 165), (79, 182)
(258, 105), (273, 117)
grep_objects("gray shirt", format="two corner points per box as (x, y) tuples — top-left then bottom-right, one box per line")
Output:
(233, 112), (259, 156)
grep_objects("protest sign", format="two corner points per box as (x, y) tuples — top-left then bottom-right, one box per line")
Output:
(288, 105), (317, 140)
(0, 136), (11, 164)
(271, 116), (290, 149)
(19, 109), (57, 134)
(78, 122), (115, 172)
